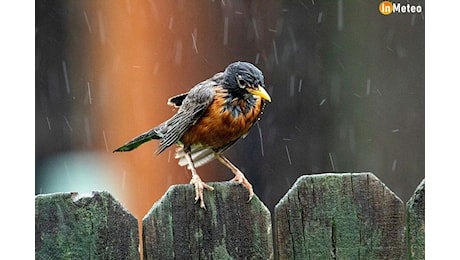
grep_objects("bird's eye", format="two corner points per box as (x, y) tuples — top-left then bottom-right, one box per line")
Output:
(236, 75), (246, 88)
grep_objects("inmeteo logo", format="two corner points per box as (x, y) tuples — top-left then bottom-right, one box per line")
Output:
(379, 1), (423, 15)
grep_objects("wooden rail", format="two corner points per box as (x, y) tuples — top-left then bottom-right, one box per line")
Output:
(35, 172), (424, 259)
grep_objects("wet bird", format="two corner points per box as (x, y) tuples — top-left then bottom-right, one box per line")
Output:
(114, 61), (271, 208)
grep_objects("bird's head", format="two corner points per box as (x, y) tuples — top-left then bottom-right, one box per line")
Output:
(223, 61), (272, 102)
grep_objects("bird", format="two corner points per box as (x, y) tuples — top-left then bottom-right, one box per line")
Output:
(113, 61), (271, 208)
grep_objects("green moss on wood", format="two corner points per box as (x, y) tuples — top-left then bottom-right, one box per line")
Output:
(275, 173), (405, 259)
(35, 191), (139, 259)
(142, 182), (273, 260)
(407, 179), (425, 260)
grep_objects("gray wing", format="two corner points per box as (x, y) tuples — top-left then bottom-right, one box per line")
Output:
(155, 74), (221, 154)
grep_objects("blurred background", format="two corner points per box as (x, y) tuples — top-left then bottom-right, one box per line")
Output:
(36, 0), (424, 220)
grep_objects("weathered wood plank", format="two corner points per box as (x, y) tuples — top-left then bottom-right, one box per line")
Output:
(35, 191), (139, 259)
(275, 173), (406, 259)
(407, 179), (425, 259)
(142, 182), (273, 259)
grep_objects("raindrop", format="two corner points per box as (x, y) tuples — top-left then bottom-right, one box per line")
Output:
(317, 12), (323, 24)
(287, 27), (297, 52)
(289, 75), (295, 97)
(256, 121), (265, 157)
(46, 116), (51, 130)
(329, 152), (336, 171)
(223, 16), (229, 45)
(285, 145), (292, 165)
(61, 61), (71, 95)
(83, 11), (93, 34)
(191, 29), (198, 54)
(84, 116), (92, 146)
(174, 40), (183, 64)
(298, 79), (303, 93)
(102, 130), (109, 152)
(337, 0), (344, 31)
(87, 82), (92, 105)
(392, 159), (397, 172)
(366, 79), (371, 96)
(97, 10), (106, 45)
(376, 88), (383, 96)
(354, 93), (362, 98)
(168, 17), (174, 30)
(252, 18), (260, 39)
(272, 40), (279, 65)
(63, 115), (73, 132)
(391, 129), (400, 133)
(319, 98), (326, 106)
(255, 53), (260, 64)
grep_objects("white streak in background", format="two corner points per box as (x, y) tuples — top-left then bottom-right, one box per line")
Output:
(392, 159), (398, 172)
(255, 53), (260, 64)
(62, 61), (70, 94)
(317, 12), (323, 24)
(354, 93), (362, 98)
(411, 14), (416, 26)
(392, 129), (400, 133)
(46, 117), (51, 130)
(97, 10), (106, 45)
(272, 40), (279, 65)
(311, 0), (315, 5)
(320, 98), (326, 106)
(287, 27), (297, 52)
(84, 116), (92, 146)
(168, 16), (174, 30)
(289, 75), (295, 97)
(337, 0), (344, 31)
(376, 88), (382, 96)
(63, 116), (73, 132)
(366, 79), (371, 96)
(167, 150), (172, 163)
(256, 121), (265, 157)
(174, 40), (183, 64)
(329, 152), (336, 171)
(223, 17), (229, 45)
(252, 18), (259, 39)
(298, 79), (303, 93)
(192, 29), (198, 54)
(153, 62), (160, 75)
(102, 130), (109, 152)
(83, 11), (93, 34)
(125, 0), (132, 14)
(87, 82), (92, 105)
(285, 145), (292, 165)
(298, 0), (308, 9)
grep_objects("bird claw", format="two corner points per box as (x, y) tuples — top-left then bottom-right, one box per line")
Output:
(230, 174), (254, 202)
(190, 175), (214, 209)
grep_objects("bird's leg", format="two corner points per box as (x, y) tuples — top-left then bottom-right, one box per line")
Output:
(214, 153), (254, 202)
(184, 151), (214, 208)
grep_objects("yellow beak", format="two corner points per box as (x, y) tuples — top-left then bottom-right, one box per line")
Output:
(248, 85), (272, 102)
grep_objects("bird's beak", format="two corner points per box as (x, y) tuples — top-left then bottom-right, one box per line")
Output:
(248, 85), (272, 102)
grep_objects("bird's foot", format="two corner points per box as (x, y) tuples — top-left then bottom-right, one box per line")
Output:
(230, 172), (254, 202)
(190, 174), (214, 209)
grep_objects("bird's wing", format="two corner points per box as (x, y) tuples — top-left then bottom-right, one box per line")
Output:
(156, 77), (219, 154)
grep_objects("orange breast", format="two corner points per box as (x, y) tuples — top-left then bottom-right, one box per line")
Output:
(180, 90), (263, 149)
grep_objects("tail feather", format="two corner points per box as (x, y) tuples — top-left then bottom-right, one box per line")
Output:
(113, 128), (161, 152)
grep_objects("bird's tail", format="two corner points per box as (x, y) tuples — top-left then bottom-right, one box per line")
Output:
(113, 128), (162, 152)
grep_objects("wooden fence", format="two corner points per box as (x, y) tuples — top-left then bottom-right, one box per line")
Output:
(35, 172), (424, 259)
